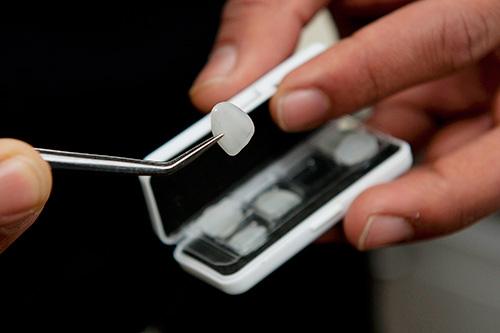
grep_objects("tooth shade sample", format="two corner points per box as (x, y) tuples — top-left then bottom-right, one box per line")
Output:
(198, 199), (244, 239)
(228, 221), (268, 256)
(333, 132), (378, 166)
(211, 102), (255, 156)
(254, 188), (301, 221)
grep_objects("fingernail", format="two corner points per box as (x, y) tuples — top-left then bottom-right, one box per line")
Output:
(0, 156), (46, 217)
(358, 215), (414, 250)
(190, 45), (237, 95)
(276, 89), (330, 132)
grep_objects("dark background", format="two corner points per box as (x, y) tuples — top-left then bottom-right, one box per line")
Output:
(0, 4), (373, 332)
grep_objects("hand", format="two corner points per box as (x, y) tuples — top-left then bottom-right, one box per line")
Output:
(190, 0), (500, 250)
(0, 139), (52, 253)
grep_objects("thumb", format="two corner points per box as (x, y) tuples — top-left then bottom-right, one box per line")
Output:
(0, 139), (52, 253)
(190, 0), (329, 111)
(344, 126), (500, 250)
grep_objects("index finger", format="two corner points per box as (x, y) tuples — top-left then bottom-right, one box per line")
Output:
(271, 0), (500, 131)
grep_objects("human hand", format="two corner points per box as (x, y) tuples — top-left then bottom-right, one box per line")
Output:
(190, 0), (500, 250)
(0, 139), (52, 253)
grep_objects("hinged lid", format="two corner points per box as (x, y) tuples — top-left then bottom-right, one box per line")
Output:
(139, 44), (327, 244)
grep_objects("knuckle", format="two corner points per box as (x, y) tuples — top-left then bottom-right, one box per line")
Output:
(347, 32), (384, 103)
(434, 5), (494, 70)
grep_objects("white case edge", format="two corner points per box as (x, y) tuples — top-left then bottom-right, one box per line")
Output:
(174, 141), (412, 294)
(138, 42), (413, 294)
(139, 43), (327, 244)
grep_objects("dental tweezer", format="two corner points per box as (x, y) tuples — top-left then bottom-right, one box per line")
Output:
(35, 133), (223, 176)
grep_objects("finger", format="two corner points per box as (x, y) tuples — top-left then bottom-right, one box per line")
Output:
(343, 125), (500, 250)
(0, 139), (52, 253)
(366, 64), (492, 147)
(494, 84), (500, 124)
(270, 0), (500, 131)
(190, 0), (329, 111)
(367, 101), (437, 149)
(328, 0), (414, 38)
(315, 112), (490, 245)
(424, 114), (493, 161)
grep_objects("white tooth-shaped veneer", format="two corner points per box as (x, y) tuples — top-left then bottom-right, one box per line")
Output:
(211, 102), (255, 156)
(198, 199), (244, 239)
(333, 132), (379, 166)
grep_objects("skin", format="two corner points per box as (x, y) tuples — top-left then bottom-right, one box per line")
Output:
(190, 0), (500, 250)
(0, 139), (52, 253)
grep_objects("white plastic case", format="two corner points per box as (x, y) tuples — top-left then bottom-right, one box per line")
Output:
(139, 44), (412, 294)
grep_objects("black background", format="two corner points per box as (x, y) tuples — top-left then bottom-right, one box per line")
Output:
(0, 4), (373, 332)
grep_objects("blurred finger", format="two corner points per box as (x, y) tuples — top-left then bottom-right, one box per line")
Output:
(0, 139), (52, 253)
(190, 0), (329, 111)
(367, 64), (492, 146)
(343, 125), (500, 250)
(424, 114), (493, 161)
(367, 102), (436, 149)
(271, 0), (500, 131)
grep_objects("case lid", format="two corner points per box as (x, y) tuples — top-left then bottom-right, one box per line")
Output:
(140, 43), (327, 244)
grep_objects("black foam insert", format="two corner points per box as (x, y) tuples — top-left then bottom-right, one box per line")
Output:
(184, 143), (399, 275)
